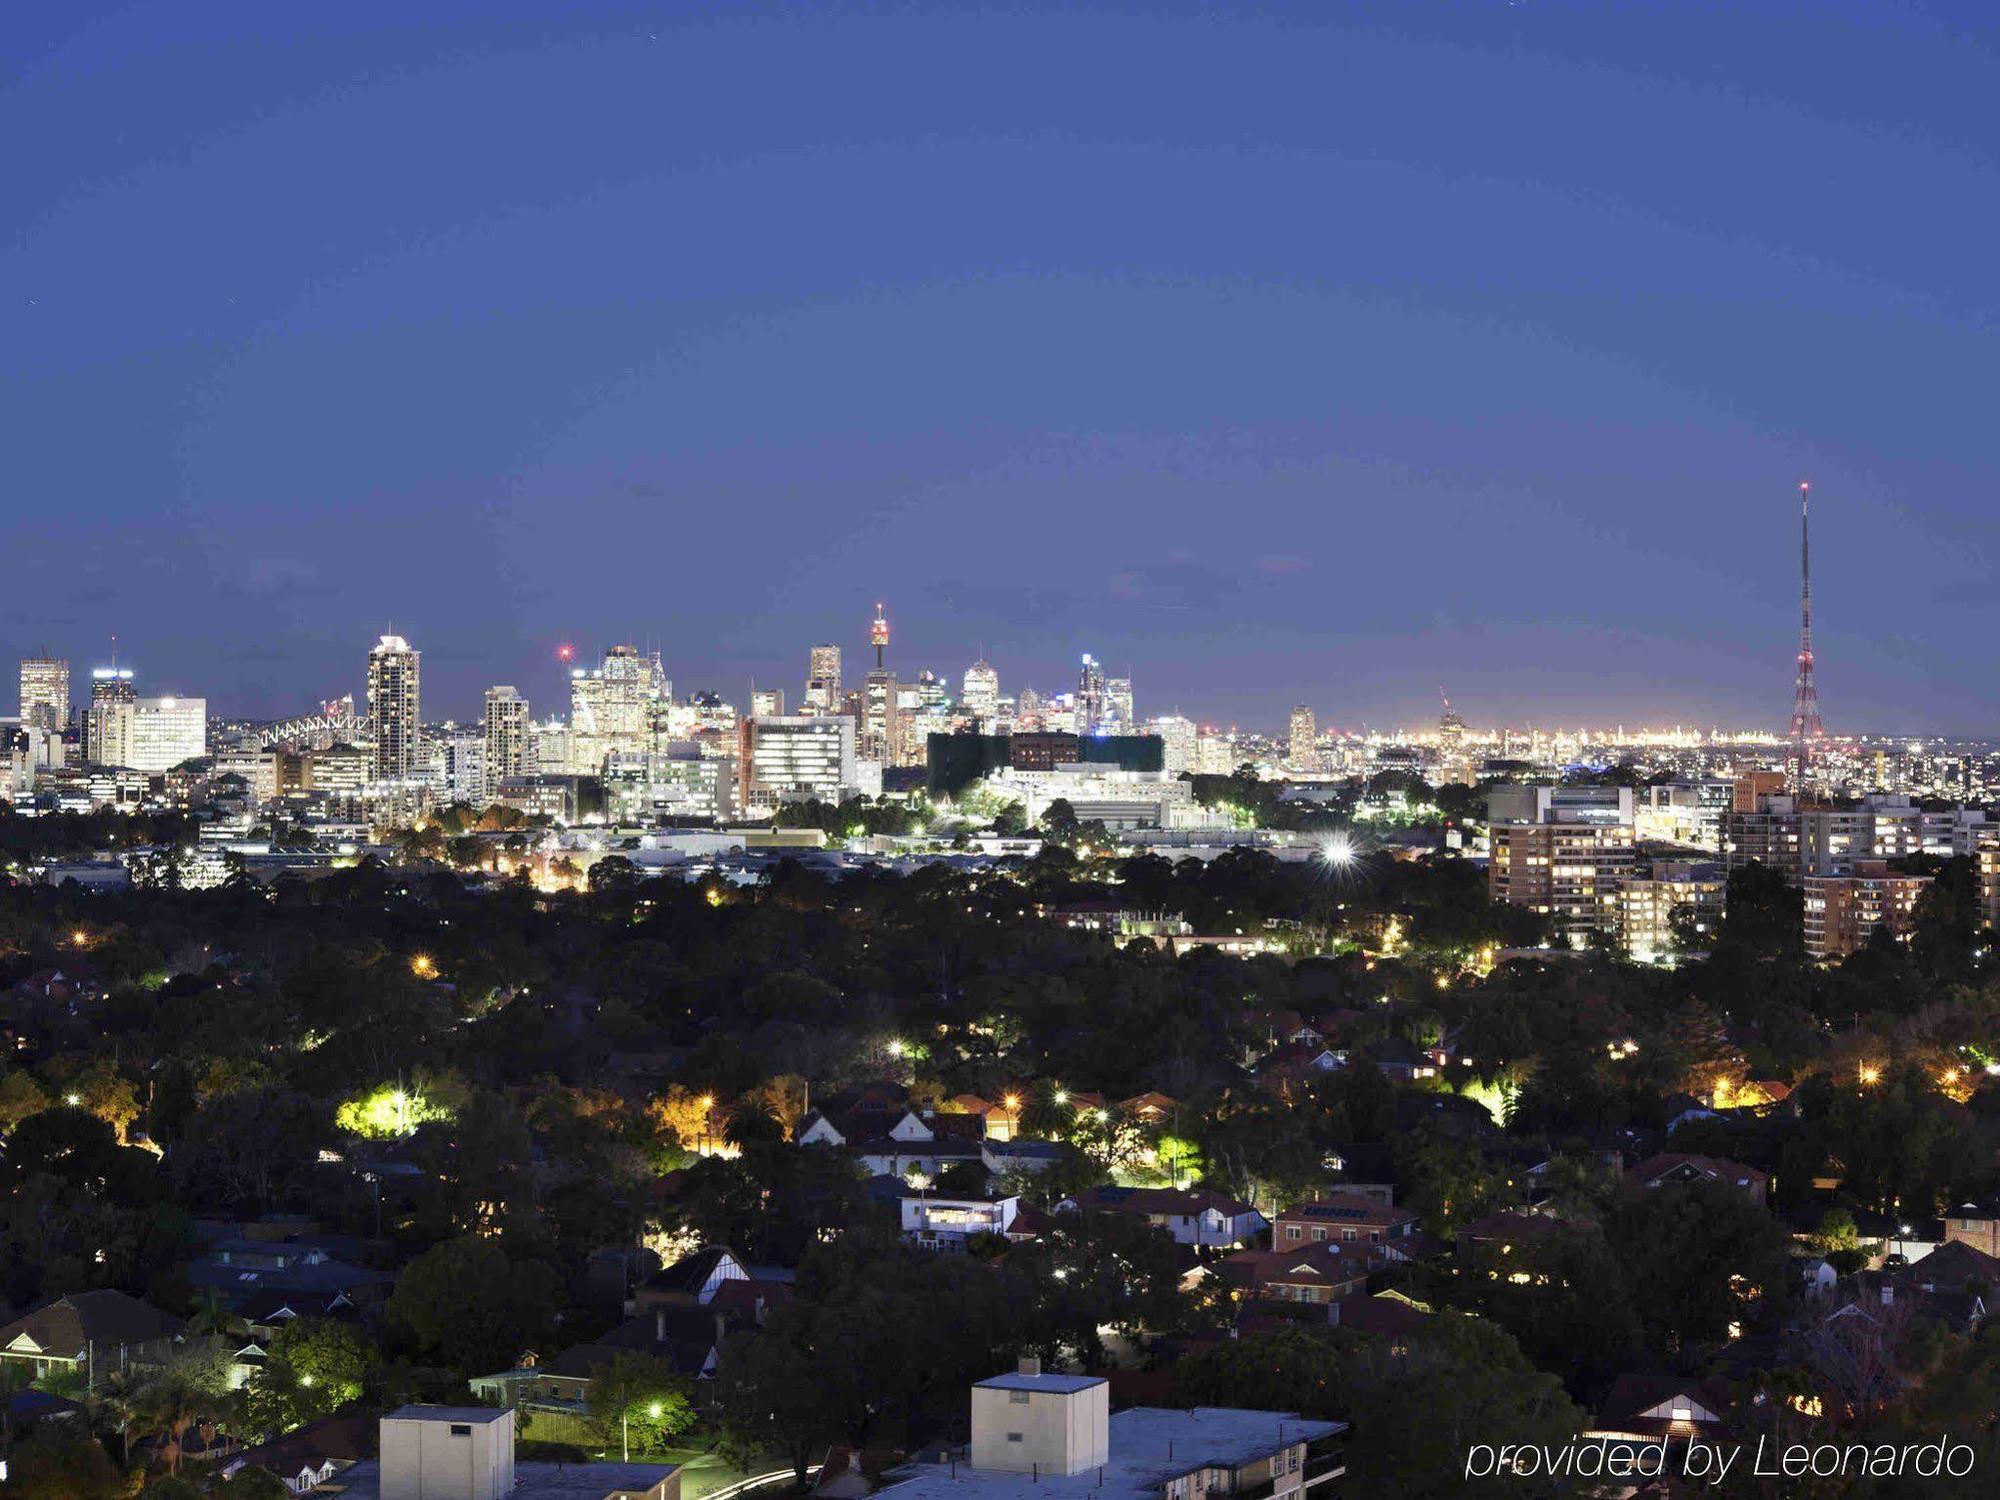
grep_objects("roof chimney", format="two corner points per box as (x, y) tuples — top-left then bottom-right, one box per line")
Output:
(1018, 1355), (1041, 1378)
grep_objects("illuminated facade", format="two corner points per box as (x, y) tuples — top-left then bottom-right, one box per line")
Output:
(366, 635), (421, 782)
(483, 685), (529, 784)
(805, 644), (842, 713)
(569, 645), (667, 774)
(1487, 785), (1637, 944)
(740, 715), (857, 811)
(1287, 705), (1318, 772)
(961, 660), (999, 721)
(18, 657), (69, 737)
(83, 666), (135, 765)
(1803, 863), (1929, 960)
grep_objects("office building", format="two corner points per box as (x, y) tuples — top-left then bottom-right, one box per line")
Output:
(1804, 862), (1931, 960)
(961, 660), (999, 721)
(128, 696), (206, 772)
(739, 715), (858, 811)
(1077, 654), (1106, 733)
(1287, 705), (1318, 773)
(1151, 715), (1197, 775)
(83, 666), (136, 765)
(805, 643), (842, 713)
(1488, 785), (1636, 945)
(1103, 676), (1134, 734)
(366, 635), (421, 782)
(570, 645), (667, 774)
(482, 686), (528, 786)
(19, 657), (69, 737)
(859, 669), (903, 766)
(750, 688), (785, 718)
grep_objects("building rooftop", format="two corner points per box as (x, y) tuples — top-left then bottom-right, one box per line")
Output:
(383, 1404), (514, 1425)
(974, 1372), (1105, 1395)
(882, 1407), (1344, 1500)
(331, 1459), (675, 1500)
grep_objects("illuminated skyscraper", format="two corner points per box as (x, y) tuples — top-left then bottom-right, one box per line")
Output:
(366, 634), (421, 781)
(1287, 705), (1318, 771)
(570, 645), (667, 773)
(1077, 654), (1105, 733)
(805, 644), (842, 713)
(83, 665), (135, 765)
(961, 660), (999, 720)
(18, 657), (69, 736)
(483, 685), (529, 784)
(1103, 677), (1134, 734)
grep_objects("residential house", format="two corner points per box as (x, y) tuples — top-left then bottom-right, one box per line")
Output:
(0, 1290), (184, 1390)
(1368, 1036), (1437, 1083)
(981, 1138), (1066, 1177)
(1584, 1374), (1735, 1467)
(876, 1177), (1021, 1250)
(1272, 1194), (1419, 1250)
(1219, 1243), (1371, 1306)
(637, 1245), (749, 1309)
(219, 1412), (375, 1494)
(311, 1406), (678, 1500)
(1944, 1200), (2000, 1258)
(186, 1236), (390, 1312)
(1067, 1187), (1265, 1249)
(1625, 1153), (1769, 1208)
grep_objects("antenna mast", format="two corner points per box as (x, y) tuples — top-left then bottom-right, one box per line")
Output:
(1787, 482), (1826, 793)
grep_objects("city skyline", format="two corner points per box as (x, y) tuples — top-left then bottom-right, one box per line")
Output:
(8, 4), (1999, 729)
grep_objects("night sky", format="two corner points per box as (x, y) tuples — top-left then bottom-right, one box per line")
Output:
(6, 2), (1997, 731)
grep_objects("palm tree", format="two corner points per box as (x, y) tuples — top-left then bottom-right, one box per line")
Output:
(131, 1347), (238, 1475)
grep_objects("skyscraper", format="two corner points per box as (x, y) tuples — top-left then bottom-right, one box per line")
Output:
(1287, 705), (1318, 771)
(860, 670), (901, 765)
(18, 657), (69, 736)
(483, 685), (529, 786)
(805, 644), (842, 713)
(83, 666), (135, 765)
(1077, 654), (1105, 734)
(570, 645), (666, 773)
(751, 688), (786, 718)
(367, 634), (421, 782)
(961, 660), (999, 720)
(1103, 676), (1134, 734)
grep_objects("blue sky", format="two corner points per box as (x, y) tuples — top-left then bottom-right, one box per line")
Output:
(5, 1), (1997, 730)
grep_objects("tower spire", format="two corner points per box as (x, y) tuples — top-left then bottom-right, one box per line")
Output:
(1788, 481), (1825, 793)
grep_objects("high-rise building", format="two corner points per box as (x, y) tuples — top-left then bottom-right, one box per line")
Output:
(1150, 714), (1197, 775)
(83, 666), (136, 765)
(751, 688), (786, 718)
(1804, 862), (1929, 960)
(961, 660), (999, 721)
(859, 670), (902, 766)
(366, 635), (421, 782)
(19, 657), (69, 737)
(1103, 677), (1134, 734)
(483, 686), (529, 787)
(739, 715), (857, 811)
(1077, 654), (1106, 733)
(805, 644), (843, 713)
(1487, 784), (1636, 945)
(871, 602), (891, 670)
(1287, 705), (1318, 772)
(569, 645), (667, 774)
(91, 694), (206, 773)
(440, 732), (488, 808)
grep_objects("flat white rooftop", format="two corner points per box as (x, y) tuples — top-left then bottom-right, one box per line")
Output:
(883, 1407), (1344, 1500)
